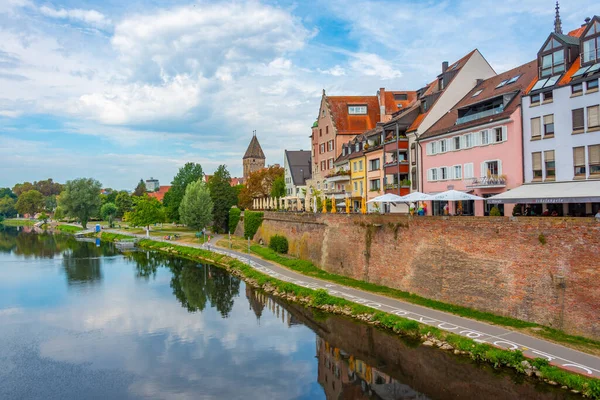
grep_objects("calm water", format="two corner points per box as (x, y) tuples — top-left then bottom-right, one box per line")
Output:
(0, 226), (580, 400)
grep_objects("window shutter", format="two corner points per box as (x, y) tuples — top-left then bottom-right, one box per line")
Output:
(472, 132), (479, 146)
(447, 138), (454, 151)
(501, 126), (507, 142)
(544, 150), (555, 162)
(497, 159), (503, 175)
(427, 169), (432, 181)
(531, 117), (541, 138)
(573, 147), (585, 167)
(543, 114), (554, 125)
(588, 105), (600, 128)
(480, 162), (486, 178)
(589, 145), (600, 165)
(572, 108), (584, 130)
(532, 152), (542, 170)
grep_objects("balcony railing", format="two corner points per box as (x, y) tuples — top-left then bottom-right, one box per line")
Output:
(465, 175), (507, 188)
(456, 106), (504, 125)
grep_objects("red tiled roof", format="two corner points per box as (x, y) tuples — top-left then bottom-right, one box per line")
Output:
(230, 177), (244, 186)
(423, 60), (537, 139)
(384, 91), (417, 115)
(568, 26), (585, 38)
(558, 55), (583, 87)
(327, 96), (381, 135)
(147, 185), (171, 202)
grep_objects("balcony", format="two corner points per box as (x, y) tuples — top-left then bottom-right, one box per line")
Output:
(465, 175), (507, 189)
(456, 105), (504, 125)
(325, 170), (351, 183)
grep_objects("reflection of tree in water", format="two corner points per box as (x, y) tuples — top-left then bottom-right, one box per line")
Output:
(61, 240), (119, 286)
(0, 225), (17, 253)
(1, 227), (77, 258)
(123, 251), (165, 280)
(169, 262), (241, 318)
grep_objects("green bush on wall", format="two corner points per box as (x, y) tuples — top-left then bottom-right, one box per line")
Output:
(244, 211), (264, 239)
(228, 207), (241, 233)
(490, 206), (502, 216)
(269, 235), (289, 254)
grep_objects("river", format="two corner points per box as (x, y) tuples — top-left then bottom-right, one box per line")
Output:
(0, 226), (580, 399)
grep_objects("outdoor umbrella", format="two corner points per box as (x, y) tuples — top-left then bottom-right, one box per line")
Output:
(345, 198), (350, 214)
(361, 197), (367, 214)
(331, 195), (336, 213)
(427, 190), (484, 201)
(398, 191), (433, 202)
(366, 193), (404, 203)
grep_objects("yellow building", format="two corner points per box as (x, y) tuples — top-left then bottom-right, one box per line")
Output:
(348, 135), (367, 211)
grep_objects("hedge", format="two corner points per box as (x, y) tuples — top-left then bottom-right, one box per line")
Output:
(244, 211), (263, 239)
(269, 234), (288, 254)
(228, 207), (241, 234)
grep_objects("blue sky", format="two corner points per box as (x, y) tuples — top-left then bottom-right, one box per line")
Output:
(0, 0), (597, 190)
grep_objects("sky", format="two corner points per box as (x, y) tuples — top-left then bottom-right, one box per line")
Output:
(0, 0), (597, 190)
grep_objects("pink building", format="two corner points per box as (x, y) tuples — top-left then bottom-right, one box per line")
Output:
(420, 60), (538, 216)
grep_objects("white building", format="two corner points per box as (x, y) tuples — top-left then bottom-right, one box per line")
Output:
(491, 14), (600, 216)
(284, 150), (311, 200)
(145, 177), (160, 192)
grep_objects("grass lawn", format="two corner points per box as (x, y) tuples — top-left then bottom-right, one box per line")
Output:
(55, 225), (84, 233)
(1, 218), (36, 226)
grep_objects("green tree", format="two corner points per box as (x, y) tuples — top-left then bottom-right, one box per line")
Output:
(164, 162), (204, 222)
(0, 196), (17, 218)
(39, 212), (49, 225)
(16, 190), (44, 216)
(12, 182), (34, 196)
(115, 191), (133, 218)
(125, 195), (164, 232)
(44, 195), (57, 212)
(179, 180), (213, 232)
(271, 175), (285, 198)
(54, 206), (65, 220)
(33, 179), (63, 197)
(133, 179), (147, 197)
(101, 202), (118, 227)
(59, 178), (102, 229)
(207, 165), (236, 233)
(0, 188), (17, 199)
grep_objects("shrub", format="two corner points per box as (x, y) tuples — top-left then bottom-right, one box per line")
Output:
(228, 207), (241, 233)
(489, 206), (502, 216)
(244, 211), (263, 239)
(269, 234), (289, 254)
(538, 233), (547, 245)
(512, 203), (522, 216)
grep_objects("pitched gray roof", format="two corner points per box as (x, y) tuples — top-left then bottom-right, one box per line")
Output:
(285, 150), (311, 185)
(243, 136), (266, 159)
(554, 33), (579, 46)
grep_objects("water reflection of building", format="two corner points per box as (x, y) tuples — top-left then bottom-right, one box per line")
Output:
(244, 287), (302, 326)
(316, 337), (430, 400)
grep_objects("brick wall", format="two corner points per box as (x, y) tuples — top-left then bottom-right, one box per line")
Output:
(255, 212), (600, 339)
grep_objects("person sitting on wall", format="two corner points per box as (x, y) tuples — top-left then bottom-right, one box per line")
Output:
(542, 210), (550, 216)
(595, 210), (600, 221)
(443, 203), (449, 216)
(551, 210), (558, 217)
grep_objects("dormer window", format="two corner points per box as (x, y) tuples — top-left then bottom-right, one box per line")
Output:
(422, 100), (428, 112)
(541, 49), (565, 77)
(355, 143), (359, 152)
(348, 105), (367, 115)
(583, 21), (600, 64)
(394, 93), (408, 101)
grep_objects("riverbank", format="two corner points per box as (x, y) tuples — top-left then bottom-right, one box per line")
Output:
(100, 231), (600, 398)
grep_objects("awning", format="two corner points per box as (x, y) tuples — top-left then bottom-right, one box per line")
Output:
(487, 181), (600, 204)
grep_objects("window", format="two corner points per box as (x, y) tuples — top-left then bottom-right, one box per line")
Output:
(543, 91), (553, 102)
(427, 141), (437, 155)
(394, 93), (408, 101)
(359, 181), (363, 194)
(342, 147), (347, 156)
(472, 89), (483, 97)
(319, 129), (322, 137)
(328, 158), (333, 169)
(543, 114), (554, 137)
(438, 77), (444, 90)
(495, 79), (509, 88)
(544, 150), (555, 180)
(353, 182), (357, 191)
(532, 152), (542, 180)
(410, 143), (416, 165)
(326, 126), (329, 134)
(588, 105), (600, 128)
(541, 49), (564, 77)
(348, 105), (367, 115)
(320, 143), (325, 153)
(369, 179), (380, 191)
(464, 133), (473, 148)
(573, 108), (585, 131)
(411, 168), (417, 189)
(573, 147), (586, 177)
(355, 143), (359, 152)
(321, 161), (326, 171)
(327, 140), (334, 151)
(480, 130), (489, 145)
(530, 94), (540, 104)
(589, 145), (600, 176)
(572, 83), (583, 95)
(453, 136), (461, 150)
(531, 117), (541, 140)
(483, 160), (500, 177)
(422, 100), (428, 112)
(353, 162), (357, 172)
(493, 127), (503, 142)
(583, 33), (599, 64)
(358, 160), (363, 171)
(463, 163), (474, 179)
(507, 74), (521, 84)
(428, 168), (438, 181)
(369, 158), (380, 171)
(439, 167), (448, 180)
(588, 79), (599, 91)
(439, 139), (447, 153)
(453, 165), (462, 179)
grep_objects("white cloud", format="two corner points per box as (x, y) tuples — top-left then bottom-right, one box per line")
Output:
(38, 5), (111, 28)
(319, 65), (346, 76)
(349, 52), (402, 79)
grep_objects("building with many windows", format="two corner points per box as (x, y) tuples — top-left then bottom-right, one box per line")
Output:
(491, 14), (600, 215)
(419, 60), (537, 216)
(283, 150), (311, 201)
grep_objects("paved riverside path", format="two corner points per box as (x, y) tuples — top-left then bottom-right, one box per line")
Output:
(106, 230), (600, 379)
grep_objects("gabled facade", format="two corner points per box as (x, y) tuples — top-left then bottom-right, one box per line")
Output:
(404, 50), (497, 193)
(420, 60), (537, 216)
(515, 15), (600, 216)
(284, 150), (311, 199)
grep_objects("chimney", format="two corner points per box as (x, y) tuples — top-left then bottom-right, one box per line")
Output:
(379, 87), (386, 122)
(442, 61), (449, 73)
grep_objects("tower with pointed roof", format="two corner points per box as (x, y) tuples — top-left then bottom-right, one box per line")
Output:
(242, 130), (266, 181)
